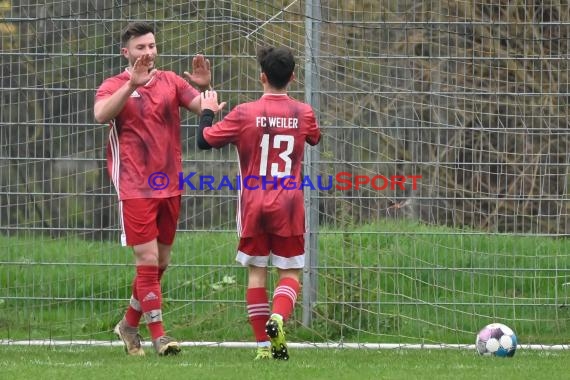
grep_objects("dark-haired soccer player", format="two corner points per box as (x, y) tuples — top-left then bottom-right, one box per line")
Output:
(196, 46), (321, 360)
(94, 21), (223, 356)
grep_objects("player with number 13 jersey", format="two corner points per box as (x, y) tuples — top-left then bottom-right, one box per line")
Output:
(203, 93), (320, 238)
(198, 46), (320, 361)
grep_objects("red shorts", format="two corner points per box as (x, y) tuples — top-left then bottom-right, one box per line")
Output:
(236, 234), (305, 269)
(120, 196), (181, 246)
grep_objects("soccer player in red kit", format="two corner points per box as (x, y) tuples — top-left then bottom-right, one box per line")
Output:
(197, 46), (321, 360)
(94, 22), (222, 356)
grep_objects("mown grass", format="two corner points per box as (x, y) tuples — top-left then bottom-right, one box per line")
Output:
(1, 345), (569, 380)
(1, 220), (570, 345)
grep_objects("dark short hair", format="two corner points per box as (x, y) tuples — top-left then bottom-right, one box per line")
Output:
(257, 46), (295, 89)
(121, 22), (155, 47)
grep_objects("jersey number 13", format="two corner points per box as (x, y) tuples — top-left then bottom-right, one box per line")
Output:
(259, 134), (294, 177)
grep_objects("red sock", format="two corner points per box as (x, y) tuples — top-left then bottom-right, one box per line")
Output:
(125, 268), (166, 329)
(125, 275), (142, 327)
(246, 287), (270, 342)
(272, 278), (300, 321)
(136, 265), (165, 340)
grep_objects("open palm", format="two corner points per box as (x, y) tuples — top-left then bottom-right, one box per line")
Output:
(184, 54), (211, 90)
(130, 54), (156, 86)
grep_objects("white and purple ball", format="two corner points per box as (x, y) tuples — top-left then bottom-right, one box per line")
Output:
(476, 323), (517, 357)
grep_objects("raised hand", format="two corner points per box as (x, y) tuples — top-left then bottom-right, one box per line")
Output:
(184, 54), (211, 91)
(200, 90), (226, 113)
(129, 54), (157, 87)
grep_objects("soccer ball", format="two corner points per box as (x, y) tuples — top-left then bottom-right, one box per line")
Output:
(475, 323), (517, 357)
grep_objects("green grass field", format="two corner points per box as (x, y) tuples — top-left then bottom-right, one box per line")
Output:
(2, 220), (570, 345)
(1, 345), (568, 380)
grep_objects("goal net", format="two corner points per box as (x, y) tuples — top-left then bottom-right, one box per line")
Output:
(2, 0), (570, 347)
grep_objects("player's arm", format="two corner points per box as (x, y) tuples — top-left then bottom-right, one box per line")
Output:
(307, 131), (321, 146)
(94, 54), (156, 123)
(197, 109), (215, 150)
(305, 107), (321, 146)
(197, 90), (226, 149)
(187, 95), (202, 114)
(94, 81), (138, 123)
(184, 54), (212, 92)
(183, 55), (213, 115)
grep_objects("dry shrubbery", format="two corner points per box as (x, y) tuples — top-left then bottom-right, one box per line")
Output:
(3, 1), (569, 234)
(319, 1), (570, 234)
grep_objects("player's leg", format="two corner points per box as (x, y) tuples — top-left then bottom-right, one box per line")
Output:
(248, 266), (271, 360)
(156, 195), (181, 281)
(157, 242), (169, 281)
(237, 235), (272, 360)
(265, 234), (305, 360)
(132, 240), (165, 352)
(149, 195), (182, 356)
(118, 201), (143, 334)
(114, 198), (161, 356)
(114, 274), (145, 356)
(133, 240), (181, 356)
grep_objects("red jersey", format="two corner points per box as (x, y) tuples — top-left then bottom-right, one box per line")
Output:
(203, 94), (321, 237)
(95, 69), (200, 200)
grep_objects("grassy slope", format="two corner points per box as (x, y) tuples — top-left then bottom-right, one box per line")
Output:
(2, 220), (570, 343)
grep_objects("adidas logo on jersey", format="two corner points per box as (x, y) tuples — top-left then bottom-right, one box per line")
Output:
(130, 90), (141, 98)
